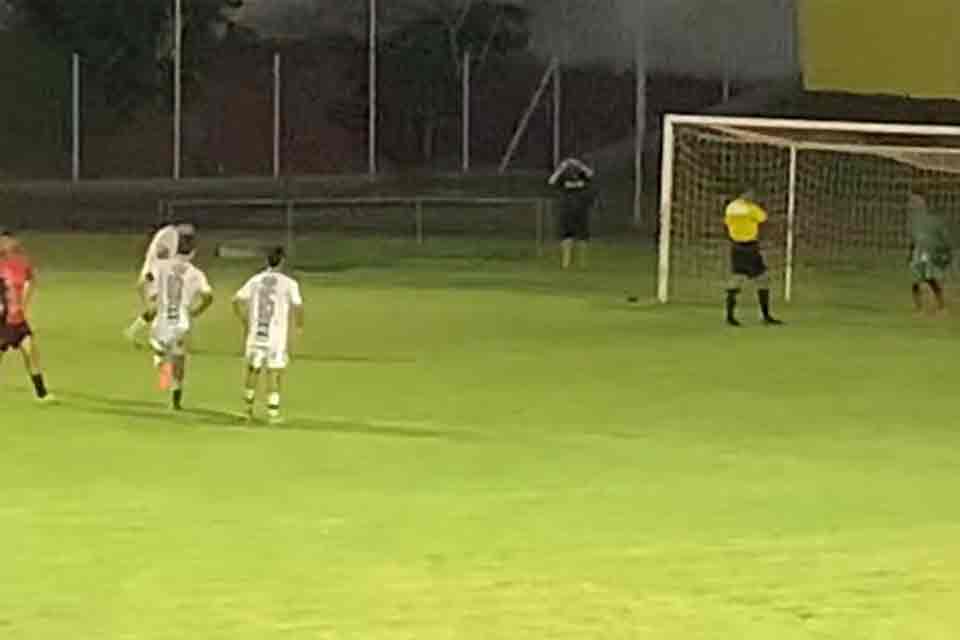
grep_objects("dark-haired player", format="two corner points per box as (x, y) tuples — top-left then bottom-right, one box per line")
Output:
(724, 190), (782, 326)
(124, 222), (181, 345)
(548, 157), (597, 269)
(908, 193), (952, 314)
(233, 247), (304, 424)
(142, 226), (214, 410)
(0, 230), (53, 401)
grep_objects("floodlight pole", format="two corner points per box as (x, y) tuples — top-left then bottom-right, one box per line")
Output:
(368, 0), (377, 175)
(462, 50), (471, 172)
(173, 0), (183, 180)
(633, 7), (647, 227)
(72, 53), (80, 182)
(552, 58), (561, 167)
(273, 52), (281, 179)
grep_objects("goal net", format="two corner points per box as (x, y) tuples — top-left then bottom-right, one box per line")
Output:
(658, 115), (960, 307)
(160, 195), (550, 269)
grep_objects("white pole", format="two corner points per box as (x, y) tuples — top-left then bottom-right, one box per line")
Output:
(499, 59), (558, 173)
(462, 50), (470, 172)
(656, 115), (676, 303)
(72, 53), (80, 182)
(368, 0), (377, 175)
(273, 52), (281, 179)
(173, 0), (182, 180)
(552, 58), (561, 168)
(785, 145), (798, 302)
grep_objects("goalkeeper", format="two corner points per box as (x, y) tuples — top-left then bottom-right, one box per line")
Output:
(723, 189), (782, 326)
(908, 193), (952, 314)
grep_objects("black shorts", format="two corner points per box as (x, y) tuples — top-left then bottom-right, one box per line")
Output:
(558, 206), (591, 241)
(730, 242), (767, 278)
(0, 322), (32, 352)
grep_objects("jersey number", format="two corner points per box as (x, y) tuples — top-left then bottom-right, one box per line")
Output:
(166, 273), (184, 321)
(255, 277), (278, 340)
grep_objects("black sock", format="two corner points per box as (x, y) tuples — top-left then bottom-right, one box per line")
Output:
(758, 289), (772, 319)
(31, 374), (48, 399)
(172, 389), (183, 410)
(725, 289), (739, 321)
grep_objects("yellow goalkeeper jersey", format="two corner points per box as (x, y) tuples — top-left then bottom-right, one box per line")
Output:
(724, 198), (768, 242)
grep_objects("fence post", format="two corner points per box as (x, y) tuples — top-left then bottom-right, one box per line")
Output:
(536, 200), (545, 257)
(285, 199), (295, 260)
(72, 53), (81, 182)
(415, 199), (424, 245)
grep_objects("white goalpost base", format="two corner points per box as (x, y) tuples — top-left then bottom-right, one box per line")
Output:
(657, 114), (960, 304)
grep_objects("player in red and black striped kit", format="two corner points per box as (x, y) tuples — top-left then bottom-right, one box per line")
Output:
(0, 230), (52, 401)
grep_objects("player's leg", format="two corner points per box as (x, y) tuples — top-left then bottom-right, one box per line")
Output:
(574, 207), (590, 269)
(725, 277), (743, 326)
(265, 369), (284, 424)
(927, 278), (946, 312)
(912, 282), (924, 312)
(264, 349), (289, 424)
(560, 238), (574, 269)
(243, 366), (260, 419)
(124, 273), (156, 342)
(559, 206), (576, 269)
(170, 352), (186, 410)
(243, 348), (264, 419)
(17, 333), (52, 400)
(749, 247), (781, 325)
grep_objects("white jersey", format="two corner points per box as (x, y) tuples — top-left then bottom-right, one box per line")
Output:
(150, 256), (212, 336)
(234, 269), (303, 353)
(139, 225), (180, 283)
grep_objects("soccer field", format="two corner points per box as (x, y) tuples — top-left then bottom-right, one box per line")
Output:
(3, 233), (959, 639)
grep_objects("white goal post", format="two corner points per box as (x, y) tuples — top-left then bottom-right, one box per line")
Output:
(657, 114), (960, 304)
(160, 195), (552, 258)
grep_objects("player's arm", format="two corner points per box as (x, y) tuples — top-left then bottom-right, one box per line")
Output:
(232, 280), (252, 328)
(190, 275), (215, 319)
(751, 203), (769, 224)
(22, 270), (35, 315)
(191, 290), (214, 319)
(232, 298), (249, 327)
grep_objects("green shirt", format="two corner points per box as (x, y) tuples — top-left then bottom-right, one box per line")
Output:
(909, 195), (951, 252)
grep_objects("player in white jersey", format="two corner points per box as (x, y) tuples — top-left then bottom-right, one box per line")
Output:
(142, 229), (214, 410)
(124, 223), (182, 344)
(233, 247), (304, 424)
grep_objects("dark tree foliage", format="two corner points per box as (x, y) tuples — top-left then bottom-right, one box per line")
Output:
(328, 0), (532, 164)
(8, 0), (242, 112)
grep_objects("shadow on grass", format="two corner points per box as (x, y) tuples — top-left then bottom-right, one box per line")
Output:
(61, 389), (476, 442)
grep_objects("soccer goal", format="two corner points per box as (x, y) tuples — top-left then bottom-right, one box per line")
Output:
(160, 195), (551, 267)
(658, 115), (960, 305)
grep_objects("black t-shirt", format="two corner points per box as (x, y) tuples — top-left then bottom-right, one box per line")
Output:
(553, 170), (597, 214)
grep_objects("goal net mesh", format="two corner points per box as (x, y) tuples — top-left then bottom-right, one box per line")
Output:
(664, 120), (960, 307)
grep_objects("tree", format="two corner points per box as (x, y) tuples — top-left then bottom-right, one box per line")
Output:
(7, 0), (242, 113)
(382, 0), (530, 162)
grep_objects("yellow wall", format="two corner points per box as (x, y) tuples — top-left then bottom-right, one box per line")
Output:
(800, 0), (960, 98)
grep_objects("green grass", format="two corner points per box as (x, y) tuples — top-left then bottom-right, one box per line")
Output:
(2, 233), (959, 639)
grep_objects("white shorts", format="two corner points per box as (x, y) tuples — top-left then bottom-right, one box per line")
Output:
(150, 324), (189, 359)
(246, 344), (289, 370)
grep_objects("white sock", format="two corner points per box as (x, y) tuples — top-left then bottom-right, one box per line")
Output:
(244, 389), (256, 404)
(267, 392), (280, 411)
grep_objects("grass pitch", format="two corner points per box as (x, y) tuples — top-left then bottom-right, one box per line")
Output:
(2, 233), (959, 639)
